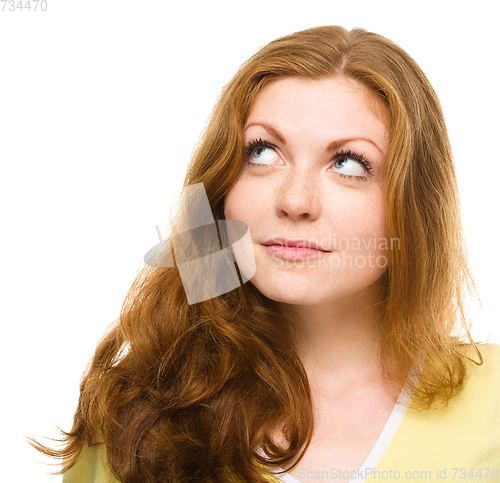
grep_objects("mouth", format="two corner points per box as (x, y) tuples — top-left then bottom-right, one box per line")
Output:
(262, 237), (331, 252)
(263, 244), (330, 260)
(262, 237), (331, 260)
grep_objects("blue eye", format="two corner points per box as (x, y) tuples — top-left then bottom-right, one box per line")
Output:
(331, 150), (374, 181)
(251, 146), (278, 164)
(333, 157), (366, 177)
(244, 138), (280, 166)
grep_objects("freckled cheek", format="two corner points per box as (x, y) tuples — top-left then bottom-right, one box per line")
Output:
(338, 200), (386, 241)
(362, 210), (386, 253)
(223, 187), (241, 220)
(224, 180), (270, 222)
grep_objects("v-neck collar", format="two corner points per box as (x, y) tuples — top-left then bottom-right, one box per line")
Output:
(264, 364), (422, 483)
(268, 399), (409, 483)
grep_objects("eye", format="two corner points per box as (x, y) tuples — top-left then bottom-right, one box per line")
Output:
(243, 138), (281, 166)
(333, 157), (365, 176)
(251, 146), (278, 164)
(331, 150), (374, 181)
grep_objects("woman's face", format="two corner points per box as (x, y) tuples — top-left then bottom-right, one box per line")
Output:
(224, 76), (390, 306)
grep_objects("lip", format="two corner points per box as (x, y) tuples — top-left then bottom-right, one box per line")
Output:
(262, 237), (331, 260)
(264, 244), (330, 260)
(262, 237), (331, 252)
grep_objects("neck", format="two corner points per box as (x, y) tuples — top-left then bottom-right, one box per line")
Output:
(277, 278), (386, 389)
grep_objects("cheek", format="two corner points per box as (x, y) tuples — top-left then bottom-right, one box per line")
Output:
(360, 201), (386, 236)
(334, 195), (385, 237)
(224, 177), (272, 221)
(350, 200), (387, 261)
(224, 180), (253, 222)
(223, 183), (242, 220)
(329, 195), (386, 264)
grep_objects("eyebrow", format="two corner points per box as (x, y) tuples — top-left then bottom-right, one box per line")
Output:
(244, 122), (384, 155)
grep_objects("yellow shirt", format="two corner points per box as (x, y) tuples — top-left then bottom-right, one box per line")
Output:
(364, 342), (500, 483)
(62, 343), (500, 483)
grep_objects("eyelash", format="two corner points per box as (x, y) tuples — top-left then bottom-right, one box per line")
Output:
(243, 137), (374, 182)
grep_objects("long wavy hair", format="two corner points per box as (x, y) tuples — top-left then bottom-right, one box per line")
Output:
(31, 25), (484, 483)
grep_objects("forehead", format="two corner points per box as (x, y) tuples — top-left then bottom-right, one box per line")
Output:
(245, 76), (390, 151)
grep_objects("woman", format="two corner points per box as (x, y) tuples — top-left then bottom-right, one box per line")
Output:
(32, 25), (500, 483)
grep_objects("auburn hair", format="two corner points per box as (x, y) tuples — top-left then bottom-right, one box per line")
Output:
(30, 25), (483, 483)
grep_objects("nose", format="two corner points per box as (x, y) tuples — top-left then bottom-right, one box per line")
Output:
(275, 167), (321, 222)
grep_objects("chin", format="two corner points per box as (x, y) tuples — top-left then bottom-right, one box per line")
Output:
(249, 280), (333, 306)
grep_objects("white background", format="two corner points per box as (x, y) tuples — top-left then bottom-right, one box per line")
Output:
(1, 1), (498, 480)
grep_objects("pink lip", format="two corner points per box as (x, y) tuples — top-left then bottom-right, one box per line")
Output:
(264, 244), (329, 260)
(262, 237), (331, 260)
(262, 237), (330, 252)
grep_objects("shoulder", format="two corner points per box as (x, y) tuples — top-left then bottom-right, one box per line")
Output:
(62, 444), (120, 483)
(459, 342), (500, 383)
(63, 444), (280, 483)
(450, 342), (500, 411)
(479, 341), (500, 365)
(369, 343), (500, 473)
